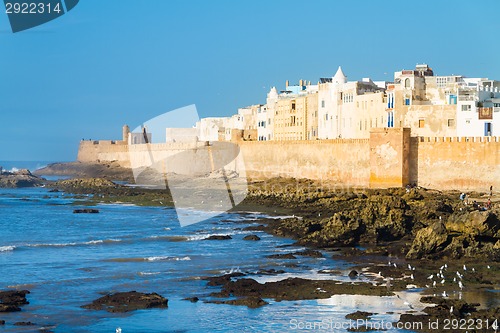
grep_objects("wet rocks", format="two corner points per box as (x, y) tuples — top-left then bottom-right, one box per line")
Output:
(73, 209), (100, 214)
(399, 296), (500, 333)
(81, 291), (168, 313)
(266, 253), (297, 259)
(243, 234), (261, 241)
(406, 222), (450, 259)
(0, 320), (4, 325)
(183, 297), (199, 303)
(14, 322), (36, 326)
(0, 169), (44, 188)
(0, 290), (30, 312)
(208, 296), (268, 308)
(345, 311), (374, 320)
(348, 270), (359, 278)
(55, 178), (117, 191)
(205, 272), (246, 286)
(211, 277), (393, 302)
(205, 235), (232, 240)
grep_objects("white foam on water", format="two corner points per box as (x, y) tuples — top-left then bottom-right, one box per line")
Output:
(0, 245), (15, 252)
(146, 256), (191, 262)
(138, 272), (161, 276)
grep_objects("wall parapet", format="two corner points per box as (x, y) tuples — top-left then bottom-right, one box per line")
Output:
(417, 136), (500, 143)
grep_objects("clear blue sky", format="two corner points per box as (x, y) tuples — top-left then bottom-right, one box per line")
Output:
(1, 0), (499, 161)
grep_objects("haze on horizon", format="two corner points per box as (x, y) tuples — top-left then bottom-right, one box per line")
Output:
(1, 0), (499, 161)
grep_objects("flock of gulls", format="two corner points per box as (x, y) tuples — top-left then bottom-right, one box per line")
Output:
(374, 261), (494, 312)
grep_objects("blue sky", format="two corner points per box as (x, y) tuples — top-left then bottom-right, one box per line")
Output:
(1, 0), (499, 161)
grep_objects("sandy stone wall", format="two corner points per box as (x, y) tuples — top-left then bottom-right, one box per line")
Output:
(77, 131), (500, 192)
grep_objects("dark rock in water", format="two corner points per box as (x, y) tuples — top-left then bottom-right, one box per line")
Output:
(0, 169), (44, 188)
(345, 311), (374, 320)
(293, 249), (323, 258)
(0, 320), (4, 325)
(0, 290), (30, 310)
(266, 253), (297, 259)
(348, 270), (359, 278)
(183, 297), (199, 303)
(73, 209), (100, 214)
(81, 291), (168, 313)
(48, 189), (60, 193)
(255, 269), (285, 275)
(205, 235), (232, 240)
(0, 304), (21, 312)
(213, 277), (393, 301)
(205, 272), (246, 286)
(399, 296), (500, 333)
(14, 322), (36, 326)
(208, 296), (268, 308)
(243, 234), (261, 241)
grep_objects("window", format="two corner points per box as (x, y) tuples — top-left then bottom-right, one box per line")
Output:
(418, 119), (425, 128)
(405, 78), (410, 88)
(461, 104), (471, 111)
(465, 119), (471, 125)
(405, 98), (410, 105)
(321, 100), (325, 108)
(291, 102), (296, 110)
(447, 119), (455, 127)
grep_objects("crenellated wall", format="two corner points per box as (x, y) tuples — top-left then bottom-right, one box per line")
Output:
(77, 131), (500, 192)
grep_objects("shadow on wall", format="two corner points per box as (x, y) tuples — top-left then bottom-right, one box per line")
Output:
(409, 137), (419, 185)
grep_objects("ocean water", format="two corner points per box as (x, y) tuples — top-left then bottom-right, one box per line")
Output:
(10, 183), (493, 332)
(0, 161), (55, 173)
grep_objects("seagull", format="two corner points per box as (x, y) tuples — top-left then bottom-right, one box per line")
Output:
(404, 301), (414, 309)
(472, 268), (475, 272)
(487, 265), (491, 269)
(458, 281), (464, 290)
(441, 279), (445, 285)
(450, 306), (454, 314)
(393, 263), (397, 268)
(463, 265), (467, 271)
(442, 291), (448, 297)
(428, 274), (434, 280)
(453, 277), (457, 282)
(410, 274), (414, 280)
(408, 264), (412, 270)
(433, 280), (437, 288)
(444, 263), (448, 269)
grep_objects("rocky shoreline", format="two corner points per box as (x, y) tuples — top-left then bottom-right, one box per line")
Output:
(3, 163), (499, 332)
(0, 169), (44, 188)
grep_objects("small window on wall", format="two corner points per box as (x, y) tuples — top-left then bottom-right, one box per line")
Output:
(447, 119), (455, 127)
(465, 119), (471, 124)
(461, 104), (471, 111)
(321, 100), (325, 108)
(404, 98), (410, 105)
(418, 119), (425, 128)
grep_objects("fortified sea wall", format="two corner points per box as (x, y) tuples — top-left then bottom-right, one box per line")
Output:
(77, 129), (500, 192)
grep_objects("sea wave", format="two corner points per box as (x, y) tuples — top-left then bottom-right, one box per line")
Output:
(138, 271), (161, 276)
(0, 245), (16, 252)
(27, 239), (122, 248)
(105, 256), (191, 263)
(147, 256), (191, 261)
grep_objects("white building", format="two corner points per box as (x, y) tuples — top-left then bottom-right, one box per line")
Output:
(318, 66), (386, 139)
(456, 80), (500, 137)
(196, 117), (231, 142)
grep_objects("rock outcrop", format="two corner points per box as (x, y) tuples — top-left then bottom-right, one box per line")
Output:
(81, 291), (168, 313)
(0, 169), (44, 188)
(0, 290), (30, 312)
